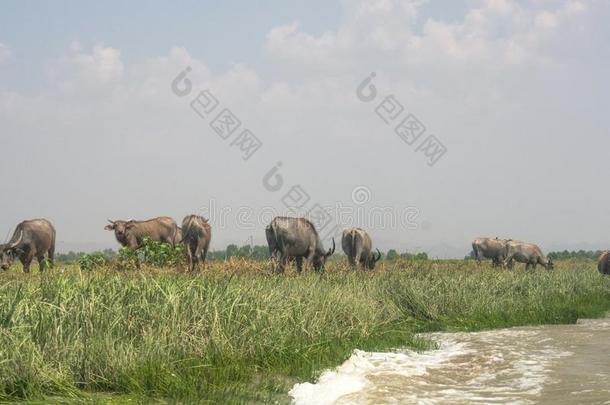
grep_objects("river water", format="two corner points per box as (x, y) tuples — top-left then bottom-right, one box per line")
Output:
(290, 318), (610, 404)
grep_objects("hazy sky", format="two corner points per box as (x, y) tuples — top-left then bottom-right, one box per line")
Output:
(1, 0), (609, 257)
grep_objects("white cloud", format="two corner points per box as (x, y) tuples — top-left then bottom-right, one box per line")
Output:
(47, 45), (125, 94)
(264, 0), (591, 71)
(265, 0), (419, 69)
(73, 45), (124, 82)
(265, 22), (350, 71)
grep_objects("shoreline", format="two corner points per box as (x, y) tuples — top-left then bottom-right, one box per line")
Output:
(0, 260), (609, 404)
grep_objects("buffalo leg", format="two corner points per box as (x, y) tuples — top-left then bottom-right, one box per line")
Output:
(473, 249), (482, 265)
(201, 248), (208, 270)
(190, 246), (198, 272)
(37, 255), (47, 272)
(269, 250), (279, 273)
(271, 250), (283, 274)
(189, 243), (198, 272)
(278, 254), (288, 274)
(48, 246), (55, 269)
(21, 253), (34, 273)
(201, 239), (210, 270)
(295, 257), (303, 274)
(186, 250), (194, 272)
(305, 248), (316, 271)
(193, 241), (206, 272)
(269, 253), (277, 273)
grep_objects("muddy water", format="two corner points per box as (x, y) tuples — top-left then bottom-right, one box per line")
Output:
(290, 318), (610, 404)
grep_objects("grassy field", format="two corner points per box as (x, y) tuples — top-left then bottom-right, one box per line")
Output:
(0, 259), (609, 404)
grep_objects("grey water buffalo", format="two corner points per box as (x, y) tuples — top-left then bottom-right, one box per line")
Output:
(0, 219), (56, 273)
(598, 251), (610, 275)
(472, 237), (509, 267)
(504, 240), (554, 270)
(104, 216), (178, 249)
(181, 215), (212, 272)
(342, 228), (381, 270)
(265, 216), (335, 273)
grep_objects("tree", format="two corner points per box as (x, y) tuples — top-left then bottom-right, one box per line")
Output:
(251, 245), (270, 260)
(225, 244), (239, 259)
(237, 245), (252, 258)
(414, 252), (428, 260)
(386, 249), (399, 261)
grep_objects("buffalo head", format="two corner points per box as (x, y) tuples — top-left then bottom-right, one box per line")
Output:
(312, 238), (336, 271)
(104, 219), (137, 245)
(366, 248), (382, 270)
(0, 230), (22, 271)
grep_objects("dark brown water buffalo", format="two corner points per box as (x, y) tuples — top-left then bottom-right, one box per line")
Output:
(0, 219), (56, 273)
(104, 216), (178, 249)
(265, 216), (335, 273)
(504, 240), (553, 270)
(472, 237), (509, 267)
(181, 215), (212, 272)
(597, 251), (610, 275)
(341, 227), (381, 270)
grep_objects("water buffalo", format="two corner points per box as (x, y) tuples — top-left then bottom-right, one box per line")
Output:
(181, 215), (212, 272)
(174, 227), (183, 245)
(472, 237), (509, 267)
(504, 240), (553, 270)
(265, 224), (279, 257)
(265, 216), (335, 273)
(341, 228), (381, 270)
(597, 251), (610, 275)
(0, 219), (56, 273)
(265, 225), (296, 266)
(104, 216), (178, 250)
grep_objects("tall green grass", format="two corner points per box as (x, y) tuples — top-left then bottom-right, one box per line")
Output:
(0, 259), (608, 403)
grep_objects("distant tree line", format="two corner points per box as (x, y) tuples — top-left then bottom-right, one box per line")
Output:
(56, 245), (272, 263)
(56, 245), (431, 263)
(547, 250), (605, 261)
(56, 249), (116, 263)
(207, 245), (271, 261)
(385, 249), (428, 261)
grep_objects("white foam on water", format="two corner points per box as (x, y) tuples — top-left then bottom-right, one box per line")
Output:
(289, 343), (471, 405)
(288, 350), (374, 405)
(289, 327), (572, 405)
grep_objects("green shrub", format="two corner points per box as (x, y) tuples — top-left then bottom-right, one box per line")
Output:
(78, 252), (109, 271)
(116, 247), (139, 271)
(115, 238), (185, 270)
(140, 237), (185, 267)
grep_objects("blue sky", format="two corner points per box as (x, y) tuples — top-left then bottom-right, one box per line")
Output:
(1, 0), (608, 257)
(0, 1), (342, 89)
(0, 1), (475, 90)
